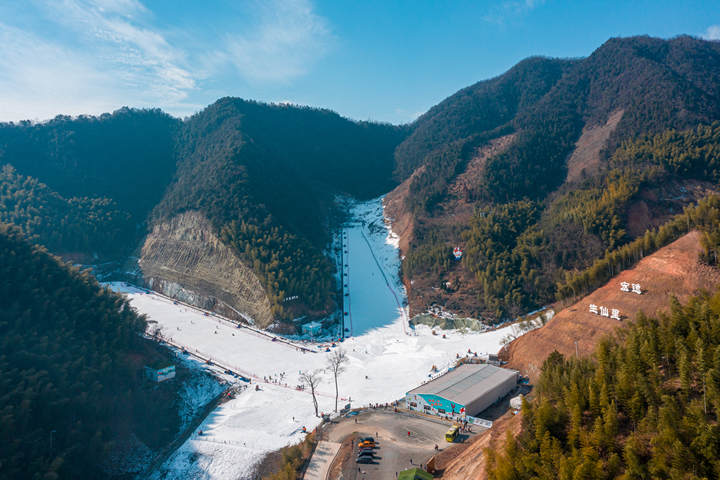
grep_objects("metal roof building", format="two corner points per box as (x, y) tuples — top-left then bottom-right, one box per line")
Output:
(405, 363), (518, 418)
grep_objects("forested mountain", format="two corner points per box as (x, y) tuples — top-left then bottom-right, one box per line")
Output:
(0, 165), (134, 257)
(155, 98), (405, 245)
(391, 35), (720, 322)
(148, 98), (406, 320)
(396, 35), (720, 209)
(0, 108), (180, 217)
(394, 56), (576, 182)
(0, 108), (180, 258)
(0, 224), (180, 479)
(0, 99), (406, 325)
(2, 35), (719, 328)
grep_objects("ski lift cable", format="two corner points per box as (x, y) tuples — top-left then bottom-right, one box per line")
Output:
(359, 228), (410, 335)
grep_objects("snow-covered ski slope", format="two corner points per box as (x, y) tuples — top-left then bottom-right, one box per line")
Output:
(342, 199), (408, 336)
(120, 196), (523, 480)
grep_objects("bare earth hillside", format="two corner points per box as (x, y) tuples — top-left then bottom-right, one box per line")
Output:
(434, 412), (522, 480)
(502, 230), (720, 382)
(565, 109), (623, 184)
(437, 230), (720, 479)
(384, 165), (424, 256)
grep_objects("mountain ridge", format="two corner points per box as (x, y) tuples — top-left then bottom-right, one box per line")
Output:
(1, 35), (719, 329)
(390, 34), (720, 322)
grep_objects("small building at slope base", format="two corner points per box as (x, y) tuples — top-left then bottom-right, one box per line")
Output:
(301, 320), (323, 336)
(144, 364), (176, 383)
(405, 363), (518, 426)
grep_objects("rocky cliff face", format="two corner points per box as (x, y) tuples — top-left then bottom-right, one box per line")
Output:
(139, 211), (274, 327)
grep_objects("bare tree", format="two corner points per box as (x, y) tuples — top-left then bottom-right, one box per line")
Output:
(300, 370), (323, 417)
(327, 349), (348, 412)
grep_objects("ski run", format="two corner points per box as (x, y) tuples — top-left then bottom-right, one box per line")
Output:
(110, 196), (528, 480)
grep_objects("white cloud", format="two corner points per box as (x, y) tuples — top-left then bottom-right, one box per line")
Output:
(482, 0), (546, 25)
(394, 107), (425, 123)
(224, 0), (333, 83)
(0, 0), (203, 121)
(704, 25), (720, 40)
(0, 23), (119, 121)
(42, 0), (196, 103)
(0, 0), (334, 121)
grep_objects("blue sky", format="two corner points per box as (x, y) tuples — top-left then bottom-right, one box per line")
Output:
(0, 0), (718, 124)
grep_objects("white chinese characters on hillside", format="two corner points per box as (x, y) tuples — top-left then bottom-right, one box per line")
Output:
(589, 303), (622, 321)
(620, 282), (642, 294)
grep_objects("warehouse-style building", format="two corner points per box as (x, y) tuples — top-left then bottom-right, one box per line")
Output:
(405, 363), (518, 422)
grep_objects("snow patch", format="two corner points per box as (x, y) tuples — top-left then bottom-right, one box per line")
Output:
(175, 354), (226, 432)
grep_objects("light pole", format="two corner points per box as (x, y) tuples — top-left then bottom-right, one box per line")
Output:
(50, 429), (56, 454)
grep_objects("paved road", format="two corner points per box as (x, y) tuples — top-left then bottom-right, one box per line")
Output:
(321, 410), (477, 479)
(304, 441), (341, 480)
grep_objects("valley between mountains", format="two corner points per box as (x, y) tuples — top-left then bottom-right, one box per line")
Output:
(5, 34), (720, 480)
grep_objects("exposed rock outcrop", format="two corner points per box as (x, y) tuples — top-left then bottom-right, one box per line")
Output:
(139, 211), (274, 327)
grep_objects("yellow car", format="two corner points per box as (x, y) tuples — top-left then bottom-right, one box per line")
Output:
(445, 425), (459, 442)
(358, 440), (375, 449)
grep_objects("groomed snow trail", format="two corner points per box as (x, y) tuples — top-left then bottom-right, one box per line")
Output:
(118, 196), (522, 480)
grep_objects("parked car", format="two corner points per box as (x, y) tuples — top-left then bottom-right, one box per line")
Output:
(360, 437), (375, 443)
(356, 456), (374, 464)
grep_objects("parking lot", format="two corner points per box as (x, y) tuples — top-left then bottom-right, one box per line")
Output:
(322, 409), (482, 479)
